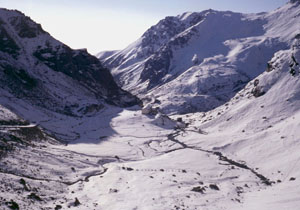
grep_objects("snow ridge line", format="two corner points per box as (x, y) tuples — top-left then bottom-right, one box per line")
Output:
(167, 130), (273, 186)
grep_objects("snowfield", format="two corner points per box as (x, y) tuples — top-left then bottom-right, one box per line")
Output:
(1, 1), (300, 210)
(1, 40), (300, 209)
(100, 1), (300, 114)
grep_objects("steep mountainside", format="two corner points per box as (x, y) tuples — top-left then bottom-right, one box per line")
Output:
(100, 0), (300, 114)
(0, 8), (139, 118)
(1, 2), (300, 210)
(172, 35), (300, 210)
(0, 8), (139, 209)
(1, 38), (296, 209)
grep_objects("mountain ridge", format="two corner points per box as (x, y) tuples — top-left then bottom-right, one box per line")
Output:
(1, 2), (300, 209)
(0, 8), (139, 118)
(99, 1), (299, 114)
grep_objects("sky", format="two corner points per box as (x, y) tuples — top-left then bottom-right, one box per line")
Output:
(0, 0), (289, 54)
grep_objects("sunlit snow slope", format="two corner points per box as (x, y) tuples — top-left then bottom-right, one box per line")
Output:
(100, 1), (300, 114)
(0, 1), (300, 210)
(45, 38), (300, 210)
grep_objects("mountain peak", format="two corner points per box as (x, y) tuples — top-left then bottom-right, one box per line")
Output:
(100, 1), (300, 114)
(0, 8), (139, 118)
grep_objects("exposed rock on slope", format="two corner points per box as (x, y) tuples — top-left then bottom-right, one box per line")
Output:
(0, 8), (139, 118)
(176, 34), (300, 210)
(99, 1), (300, 114)
(0, 9), (141, 208)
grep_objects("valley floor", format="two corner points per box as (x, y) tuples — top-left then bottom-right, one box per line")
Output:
(1, 106), (299, 210)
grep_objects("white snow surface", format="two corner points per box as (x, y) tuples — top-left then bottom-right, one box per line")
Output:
(0, 104), (19, 121)
(1, 2), (300, 210)
(100, 1), (300, 114)
(1, 39), (300, 209)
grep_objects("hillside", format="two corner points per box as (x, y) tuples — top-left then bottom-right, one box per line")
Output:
(0, 1), (300, 210)
(0, 9), (140, 209)
(100, 0), (300, 114)
(1, 38), (295, 209)
(58, 30), (300, 210)
(0, 8), (139, 115)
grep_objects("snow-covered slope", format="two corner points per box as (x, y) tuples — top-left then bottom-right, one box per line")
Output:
(100, 0), (300, 114)
(0, 7), (142, 146)
(169, 34), (300, 210)
(96, 50), (118, 61)
(0, 8), (139, 115)
(1, 37), (296, 209)
(56, 30), (299, 210)
(0, 8), (140, 209)
(1, 2), (300, 210)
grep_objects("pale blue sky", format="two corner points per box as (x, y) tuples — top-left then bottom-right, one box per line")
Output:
(0, 0), (289, 54)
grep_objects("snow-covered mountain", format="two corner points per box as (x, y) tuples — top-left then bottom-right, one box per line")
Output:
(0, 8), (139, 117)
(99, 0), (300, 114)
(1, 1), (300, 210)
(2, 36), (297, 209)
(0, 8), (140, 209)
(96, 50), (118, 61)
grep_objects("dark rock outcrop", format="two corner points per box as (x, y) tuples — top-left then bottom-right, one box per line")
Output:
(0, 8), (139, 117)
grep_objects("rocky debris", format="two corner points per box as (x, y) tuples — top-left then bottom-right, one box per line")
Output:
(191, 186), (206, 194)
(154, 113), (175, 127)
(141, 103), (158, 115)
(55, 205), (62, 210)
(289, 55), (299, 76)
(122, 167), (134, 171)
(142, 103), (177, 126)
(27, 193), (43, 202)
(19, 178), (31, 191)
(109, 189), (119, 193)
(176, 118), (188, 129)
(209, 184), (220, 191)
(266, 62), (275, 72)
(251, 79), (265, 97)
(236, 186), (244, 196)
(6, 199), (19, 210)
(74, 197), (81, 206)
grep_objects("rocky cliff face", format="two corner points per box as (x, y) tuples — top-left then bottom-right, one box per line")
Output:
(0, 8), (139, 118)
